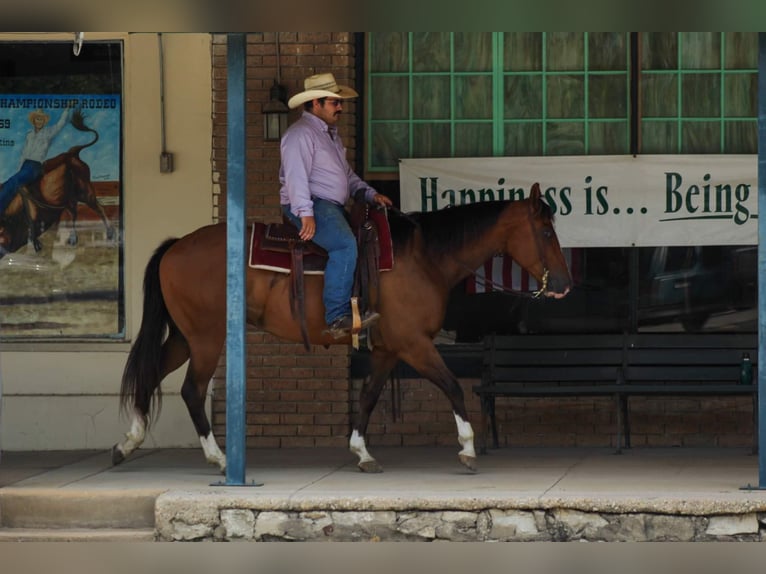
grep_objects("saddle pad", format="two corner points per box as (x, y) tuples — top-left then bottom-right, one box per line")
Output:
(248, 222), (327, 274)
(248, 210), (394, 273)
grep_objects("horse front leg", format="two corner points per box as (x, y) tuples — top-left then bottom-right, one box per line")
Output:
(400, 340), (477, 472)
(351, 348), (399, 473)
(66, 206), (79, 246)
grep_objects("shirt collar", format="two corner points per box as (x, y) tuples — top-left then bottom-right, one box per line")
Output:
(302, 111), (336, 139)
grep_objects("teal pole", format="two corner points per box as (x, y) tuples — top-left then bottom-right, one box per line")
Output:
(224, 33), (247, 486)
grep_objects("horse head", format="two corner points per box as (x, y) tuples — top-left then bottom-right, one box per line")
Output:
(505, 182), (572, 299)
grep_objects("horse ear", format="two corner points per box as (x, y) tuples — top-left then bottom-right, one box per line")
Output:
(529, 182), (542, 211)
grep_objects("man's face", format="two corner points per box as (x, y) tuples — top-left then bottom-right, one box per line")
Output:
(313, 98), (343, 126)
(32, 116), (46, 130)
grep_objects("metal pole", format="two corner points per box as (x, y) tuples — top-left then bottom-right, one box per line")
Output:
(758, 32), (766, 488)
(224, 33), (247, 486)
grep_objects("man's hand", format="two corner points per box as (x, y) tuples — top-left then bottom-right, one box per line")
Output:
(298, 216), (316, 241)
(372, 193), (393, 208)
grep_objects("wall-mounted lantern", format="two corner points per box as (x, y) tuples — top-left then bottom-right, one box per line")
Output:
(263, 80), (288, 141)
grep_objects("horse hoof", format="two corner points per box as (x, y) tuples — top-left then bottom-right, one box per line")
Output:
(458, 454), (478, 473)
(111, 444), (125, 466)
(358, 460), (384, 473)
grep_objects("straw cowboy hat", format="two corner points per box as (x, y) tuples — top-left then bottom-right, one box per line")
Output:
(287, 73), (359, 109)
(28, 109), (50, 125)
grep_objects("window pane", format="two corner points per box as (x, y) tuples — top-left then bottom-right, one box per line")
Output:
(681, 32), (720, 70)
(681, 121), (720, 153)
(371, 76), (408, 120)
(641, 121), (676, 153)
(413, 76), (450, 120)
(589, 123), (629, 154)
(637, 245), (756, 333)
(547, 75), (584, 118)
(547, 32), (584, 71)
(454, 32), (492, 72)
(725, 121), (757, 153)
(725, 33), (758, 68)
(370, 123), (408, 167)
(641, 32), (677, 70)
(546, 122), (585, 155)
(589, 74), (627, 118)
(455, 123), (492, 156)
(682, 74), (720, 117)
(724, 73), (757, 117)
(413, 32), (450, 72)
(641, 74), (678, 117)
(504, 32), (542, 71)
(455, 75), (492, 119)
(504, 75), (542, 119)
(413, 123), (450, 157)
(370, 32), (409, 73)
(504, 122), (543, 156)
(588, 33), (627, 71)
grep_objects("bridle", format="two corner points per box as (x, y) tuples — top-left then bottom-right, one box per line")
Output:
(385, 201), (551, 299)
(458, 199), (550, 299)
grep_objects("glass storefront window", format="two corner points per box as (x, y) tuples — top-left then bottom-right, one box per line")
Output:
(0, 41), (124, 340)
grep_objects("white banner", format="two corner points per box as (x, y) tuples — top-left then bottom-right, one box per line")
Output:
(399, 155), (758, 247)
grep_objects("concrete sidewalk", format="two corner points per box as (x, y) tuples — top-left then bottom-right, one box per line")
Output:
(1, 447), (765, 541)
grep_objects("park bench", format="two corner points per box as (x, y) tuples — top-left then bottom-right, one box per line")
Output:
(474, 332), (758, 454)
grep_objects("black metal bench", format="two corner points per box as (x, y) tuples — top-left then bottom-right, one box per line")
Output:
(473, 332), (758, 454)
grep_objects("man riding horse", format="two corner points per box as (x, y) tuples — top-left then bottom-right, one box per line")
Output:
(279, 73), (393, 339)
(0, 107), (72, 218)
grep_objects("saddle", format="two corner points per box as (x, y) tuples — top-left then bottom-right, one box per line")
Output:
(249, 199), (394, 350)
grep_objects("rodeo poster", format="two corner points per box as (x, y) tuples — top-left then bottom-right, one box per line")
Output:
(0, 94), (122, 339)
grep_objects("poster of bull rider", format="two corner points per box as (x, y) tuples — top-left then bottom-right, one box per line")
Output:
(0, 94), (122, 339)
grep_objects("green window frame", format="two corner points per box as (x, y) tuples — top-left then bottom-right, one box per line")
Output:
(640, 32), (758, 154)
(366, 32), (631, 173)
(365, 32), (758, 175)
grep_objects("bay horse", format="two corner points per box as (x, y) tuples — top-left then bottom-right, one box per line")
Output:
(112, 183), (572, 473)
(0, 109), (115, 257)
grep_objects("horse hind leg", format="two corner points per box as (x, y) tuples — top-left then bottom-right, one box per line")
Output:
(351, 348), (399, 473)
(181, 343), (226, 473)
(112, 328), (189, 465)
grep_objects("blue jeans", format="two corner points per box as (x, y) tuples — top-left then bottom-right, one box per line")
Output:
(0, 160), (42, 215)
(282, 198), (357, 324)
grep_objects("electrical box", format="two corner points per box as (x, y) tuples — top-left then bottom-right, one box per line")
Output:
(160, 152), (174, 173)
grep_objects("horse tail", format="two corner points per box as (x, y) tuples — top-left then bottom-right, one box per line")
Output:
(68, 108), (99, 154)
(119, 238), (179, 423)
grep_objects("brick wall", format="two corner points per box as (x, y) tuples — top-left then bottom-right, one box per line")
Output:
(210, 33), (357, 449)
(209, 33), (754, 452)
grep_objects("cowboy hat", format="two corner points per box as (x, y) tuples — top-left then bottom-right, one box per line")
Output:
(287, 73), (359, 109)
(28, 109), (50, 125)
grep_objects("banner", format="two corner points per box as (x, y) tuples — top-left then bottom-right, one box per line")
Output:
(399, 155), (758, 247)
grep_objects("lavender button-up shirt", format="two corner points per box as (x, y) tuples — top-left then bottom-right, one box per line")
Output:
(279, 111), (376, 218)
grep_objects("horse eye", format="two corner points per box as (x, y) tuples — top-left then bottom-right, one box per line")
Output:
(542, 228), (553, 239)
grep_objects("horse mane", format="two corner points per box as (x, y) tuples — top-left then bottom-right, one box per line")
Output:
(389, 199), (554, 259)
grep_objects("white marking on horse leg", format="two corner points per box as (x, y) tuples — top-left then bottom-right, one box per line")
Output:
(116, 411), (146, 458)
(349, 430), (376, 465)
(200, 432), (226, 472)
(454, 412), (476, 458)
